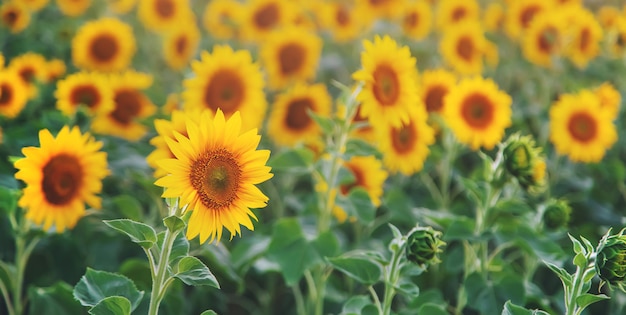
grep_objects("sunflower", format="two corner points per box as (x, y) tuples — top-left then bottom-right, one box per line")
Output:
(439, 21), (489, 75)
(402, 1), (432, 40)
(443, 76), (512, 151)
(240, 0), (296, 43)
(483, 2), (504, 33)
(55, 71), (114, 117)
(377, 107), (435, 175)
(21, 0), (49, 12)
(549, 91), (617, 163)
(202, 0), (243, 40)
(91, 71), (156, 141)
(0, 69), (29, 119)
(106, 0), (137, 14)
(348, 102), (376, 142)
(267, 83), (331, 147)
(45, 59), (66, 82)
(319, 1), (366, 43)
(522, 10), (567, 68)
(357, 0), (405, 20)
(137, 0), (192, 33)
(340, 156), (388, 207)
(7, 52), (48, 99)
(72, 17), (136, 72)
(598, 6), (621, 30)
(564, 7), (602, 69)
(505, 0), (552, 39)
(594, 82), (621, 120)
(419, 69), (457, 116)
(14, 126), (108, 232)
(162, 22), (200, 71)
(56, 0), (91, 17)
(353, 35), (419, 129)
(0, 1), (30, 33)
(435, 0), (479, 32)
(260, 27), (322, 90)
(607, 16), (626, 57)
(155, 109), (273, 243)
(183, 45), (266, 131)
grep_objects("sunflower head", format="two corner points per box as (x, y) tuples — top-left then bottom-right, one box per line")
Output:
(72, 17), (136, 72)
(0, 69), (29, 119)
(0, 1), (31, 33)
(405, 225), (446, 268)
(502, 133), (546, 193)
(596, 228), (626, 292)
(542, 199), (571, 230)
(202, 0), (243, 39)
(594, 82), (621, 120)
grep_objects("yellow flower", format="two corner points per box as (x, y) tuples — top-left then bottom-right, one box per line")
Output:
(202, 0), (243, 40)
(594, 82), (621, 120)
(0, 69), (29, 119)
(439, 21), (489, 75)
(402, 1), (432, 40)
(267, 83), (331, 147)
(21, 0), (49, 12)
(522, 10), (567, 68)
(319, 1), (366, 43)
(56, 0), (91, 17)
(563, 6), (602, 69)
(14, 126), (108, 232)
(7, 52), (48, 99)
(91, 71), (156, 141)
(607, 16), (626, 58)
(45, 59), (66, 82)
(340, 156), (388, 207)
(353, 35), (419, 128)
(162, 22), (200, 71)
(155, 109), (273, 244)
(419, 69), (457, 116)
(0, 1), (30, 33)
(549, 90), (617, 163)
(106, 0), (137, 14)
(240, 0), (296, 43)
(55, 71), (114, 117)
(378, 107), (435, 175)
(260, 27), (322, 90)
(72, 17), (136, 72)
(483, 3), (504, 33)
(183, 45), (266, 131)
(598, 6), (621, 30)
(137, 0), (192, 33)
(505, 0), (552, 39)
(435, 0), (479, 32)
(443, 76), (512, 150)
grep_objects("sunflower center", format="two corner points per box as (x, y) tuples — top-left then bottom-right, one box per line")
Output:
(42, 154), (83, 206)
(175, 35), (187, 55)
(456, 36), (474, 61)
(90, 34), (119, 62)
(538, 26), (558, 53)
(111, 90), (142, 125)
(4, 10), (17, 26)
(204, 69), (244, 115)
(369, 0), (388, 5)
(285, 97), (313, 130)
(579, 27), (591, 51)
(155, 0), (174, 18)
(336, 6), (349, 26)
(567, 112), (597, 142)
(70, 85), (100, 108)
(190, 149), (241, 209)
(19, 67), (35, 83)
(0, 83), (13, 106)
(520, 6), (540, 29)
(452, 7), (467, 22)
(424, 85), (447, 113)
(391, 122), (417, 154)
(460, 93), (494, 129)
(279, 43), (306, 75)
(404, 12), (418, 28)
(617, 34), (626, 48)
(254, 3), (279, 30)
(340, 165), (365, 195)
(372, 64), (400, 106)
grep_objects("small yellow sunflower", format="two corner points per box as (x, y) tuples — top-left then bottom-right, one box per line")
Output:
(564, 7), (602, 69)
(378, 107), (435, 175)
(14, 126), (109, 232)
(260, 27), (322, 90)
(483, 2), (504, 33)
(357, 0), (405, 20)
(162, 22), (200, 71)
(183, 45), (266, 131)
(402, 1), (432, 40)
(505, 0), (552, 39)
(340, 156), (388, 207)
(0, 1), (30, 33)
(439, 21), (489, 75)
(137, 0), (192, 33)
(91, 71), (156, 141)
(55, 71), (114, 117)
(419, 69), (457, 116)
(72, 17), (136, 72)
(319, 1), (366, 43)
(0, 69), (29, 119)
(435, 0), (479, 32)
(594, 82), (621, 120)
(549, 91), (617, 163)
(443, 76), (512, 151)
(45, 59), (66, 82)
(155, 109), (273, 244)
(7, 52), (48, 99)
(21, 0), (49, 12)
(522, 10), (567, 68)
(106, 0), (137, 14)
(56, 0), (91, 17)
(353, 35), (419, 129)
(202, 0), (243, 40)
(240, 0), (296, 43)
(267, 83), (331, 147)
(598, 6), (621, 30)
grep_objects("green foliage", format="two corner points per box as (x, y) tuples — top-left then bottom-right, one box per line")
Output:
(73, 268), (144, 312)
(88, 296), (132, 315)
(267, 218), (319, 286)
(173, 256), (220, 288)
(327, 256), (382, 285)
(104, 219), (157, 249)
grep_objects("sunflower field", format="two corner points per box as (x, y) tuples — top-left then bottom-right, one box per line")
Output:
(3, 0), (626, 314)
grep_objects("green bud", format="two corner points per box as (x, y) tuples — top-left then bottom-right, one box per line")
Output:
(542, 199), (571, 230)
(405, 226), (445, 268)
(502, 133), (546, 193)
(596, 228), (626, 292)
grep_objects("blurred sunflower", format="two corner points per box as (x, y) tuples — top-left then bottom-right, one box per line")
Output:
(240, 0), (295, 42)
(506, 0), (552, 39)
(202, 0), (242, 40)
(483, 2), (504, 33)
(564, 7), (602, 69)
(14, 126), (108, 232)
(340, 155), (388, 206)
(261, 27), (322, 90)
(319, 1), (365, 43)
(402, 1), (432, 40)
(353, 35), (418, 128)
(138, 0), (192, 33)
(439, 21), (488, 75)
(594, 82), (621, 120)
(420, 69), (457, 116)
(72, 17), (136, 72)
(550, 91), (617, 163)
(162, 22), (200, 70)
(55, 71), (114, 117)
(443, 76), (512, 151)
(91, 71), (156, 141)
(155, 109), (273, 244)
(435, 0), (479, 32)
(106, 0), (137, 14)
(45, 59), (66, 82)
(56, 0), (91, 17)
(267, 83), (331, 147)
(8, 52), (48, 99)
(378, 107), (435, 175)
(357, 0), (404, 20)
(183, 45), (266, 131)
(349, 104), (376, 142)
(0, 69), (29, 119)
(522, 10), (567, 68)
(598, 6), (620, 30)
(161, 93), (180, 114)
(607, 16), (626, 57)
(0, 1), (30, 33)
(20, 0), (49, 12)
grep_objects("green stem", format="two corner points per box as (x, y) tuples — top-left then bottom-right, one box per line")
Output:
(368, 286), (383, 314)
(292, 284), (306, 315)
(381, 245), (403, 315)
(12, 217), (40, 315)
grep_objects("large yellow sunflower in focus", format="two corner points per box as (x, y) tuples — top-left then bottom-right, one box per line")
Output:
(202, 0), (242, 40)
(340, 156), (388, 207)
(183, 45), (266, 131)
(240, 0), (295, 43)
(522, 10), (567, 68)
(72, 18), (136, 72)
(8, 52), (48, 99)
(14, 126), (108, 232)
(267, 83), (331, 147)
(353, 35), (418, 129)
(162, 22), (200, 71)
(55, 71), (114, 117)
(440, 21), (489, 75)
(435, 0), (479, 32)
(0, 1), (30, 33)
(0, 69), (29, 119)
(420, 69), (457, 116)
(550, 91), (617, 163)
(261, 27), (322, 90)
(443, 76), (512, 151)
(137, 0), (192, 33)
(564, 7), (602, 69)
(155, 109), (273, 244)
(56, 0), (91, 17)
(402, 2), (432, 40)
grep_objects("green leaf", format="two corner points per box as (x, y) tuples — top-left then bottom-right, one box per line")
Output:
(200, 311), (218, 315)
(156, 231), (190, 266)
(111, 195), (143, 222)
(575, 293), (610, 309)
(28, 282), (84, 315)
(389, 224), (402, 240)
(348, 188), (376, 223)
(395, 280), (419, 299)
(444, 217), (476, 241)
(163, 215), (186, 233)
(344, 139), (380, 158)
(580, 236), (595, 255)
(0, 186), (18, 215)
(308, 109), (335, 135)
(418, 303), (449, 315)
(88, 296), (131, 315)
(568, 234), (585, 255)
(118, 259), (152, 291)
(327, 256), (381, 285)
(173, 256), (220, 288)
(501, 300), (533, 315)
(0, 260), (15, 294)
(573, 253), (587, 269)
(104, 219), (157, 249)
(231, 236), (271, 271)
(312, 230), (340, 258)
(464, 272), (498, 315)
(267, 218), (319, 286)
(340, 295), (373, 315)
(491, 198), (532, 216)
(267, 148), (314, 173)
(73, 268), (144, 312)
(544, 262), (572, 287)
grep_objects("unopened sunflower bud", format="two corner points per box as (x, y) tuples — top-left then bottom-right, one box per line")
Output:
(405, 226), (445, 268)
(503, 133), (546, 193)
(596, 228), (626, 292)
(542, 199), (571, 230)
